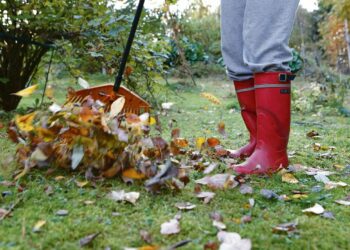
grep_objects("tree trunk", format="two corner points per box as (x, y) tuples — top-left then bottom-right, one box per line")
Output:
(0, 41), (48, 111)
(344, 19), (350, 71)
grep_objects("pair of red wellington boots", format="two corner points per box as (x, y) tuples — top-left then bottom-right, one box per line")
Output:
(229, 72), (295, 175)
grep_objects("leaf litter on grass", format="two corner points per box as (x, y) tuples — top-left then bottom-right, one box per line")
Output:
(5, 86), (350, 249)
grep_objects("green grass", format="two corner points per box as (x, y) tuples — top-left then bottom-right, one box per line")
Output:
(1, 76), (350, 250)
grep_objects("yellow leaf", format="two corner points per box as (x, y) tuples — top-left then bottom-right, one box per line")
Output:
(33, 220), (46, 232)
(149, 117), (156, 125)
(55, 176), (65, 181)
(75, 181), (89, 188)
(15, 112), (36, 132)
(282, 173), (299, 184)
(292, 194), (308, 199)
(122, 168), (146, 180)
(45, 85), (54, 99)
(12, 84), (38, 97)
(196, 137), (206, 149)
(200, 92), (221, 105)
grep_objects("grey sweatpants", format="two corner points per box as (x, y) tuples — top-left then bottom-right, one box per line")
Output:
(221, 0), (300, 81)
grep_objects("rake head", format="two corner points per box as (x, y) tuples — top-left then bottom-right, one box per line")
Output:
(65, 84), (151, 115)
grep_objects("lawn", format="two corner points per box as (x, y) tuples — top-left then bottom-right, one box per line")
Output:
(1, 75), (350, 250)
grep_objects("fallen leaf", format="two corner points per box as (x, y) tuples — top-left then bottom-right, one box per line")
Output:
(195, 174), (238, 190)
(272, 222), (298, 235)
(217, 121), (227, 138)
(110, 97), (126, 118)
(0, 208), (10, 217)
(207, 137), (221, 147)
(213, 220), (226, 231)
(56, 210), (69, 216)
(77, 77), (90, 89)
(282, 173), (299, 184)
(335, 200), (350, 206)
(32, 220), (46, 232)
(0, 181), (15, 187)
(71, 145), (84, 170)
(196, 192), (215, 204)
(12, 84), (38, 97)
(239, 184), (253, 195)
(49, 103), (62, 114)
(161, 102), (174, 110)
(44, 185), (54, 196)
(324, 181), (348, 190)
(307, 130), (319, 138)
(45, 85), (54, 99)
(302, 203), (325, 215)
(54, 176), (65, 181)
(204, 242), (219, 250)
(75, 181), (89, 188)
(210, 211), (223, 222)
(84, 200), (95, 205)
(149, 117), (156, 125)
(196, 137), (206, 149)
(200, 93), (221, 105)
(122, 168), (146, 180)
(173, 138), (189, 148)
(160, 219), (180, 235)
(203, 163), (218, 175)
(217, 231), (251, 250)
(175, 202), (196, 211)
(260, 189), (279, 200)
(140, 230), (152, 244)
(15, 112), (36, 132)
(322, 211), (335, 220)
(241, 215), (252, 224)
(31, 148), (49, 162)
(79, 232), (100, 247)
(107, 190), (140, 205)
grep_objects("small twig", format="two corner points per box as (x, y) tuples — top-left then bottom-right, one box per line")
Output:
(0, 196), (23, 221)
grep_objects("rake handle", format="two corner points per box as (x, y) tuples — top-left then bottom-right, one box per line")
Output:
(114, 0), (145, 92)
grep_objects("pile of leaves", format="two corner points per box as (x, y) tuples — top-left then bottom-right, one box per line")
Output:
(7, 96), (193, 192)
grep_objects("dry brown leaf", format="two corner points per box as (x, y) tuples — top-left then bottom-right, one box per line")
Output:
(173, 138), (189, 148)
(207, 137), (221, 147)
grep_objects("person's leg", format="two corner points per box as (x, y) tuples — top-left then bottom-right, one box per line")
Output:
(234, 0), (299, 174)
(242, 0), (300, 73)
(221, 0), (252, 81)
(221, 0), (257, 159)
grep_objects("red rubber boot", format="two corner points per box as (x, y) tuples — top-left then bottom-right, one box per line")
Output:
(229, 79), (257, 159)
(233, 72), (294, 175)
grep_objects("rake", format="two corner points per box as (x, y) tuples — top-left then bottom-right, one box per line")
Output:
(65, 0), (151, 115)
